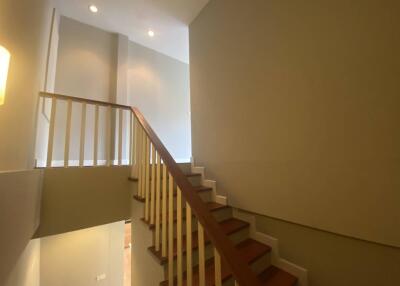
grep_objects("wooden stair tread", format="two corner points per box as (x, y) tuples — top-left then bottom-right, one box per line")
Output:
(258, 266), (297, 286)
(149, 218), (249, 264)
(145, 202), (229, 229)
(160, 238), (271, 286)
(133, 185), (212, 202)
(129, 172), (201, 182)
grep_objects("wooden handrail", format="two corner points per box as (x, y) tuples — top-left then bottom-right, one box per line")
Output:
(132, 107), (262, 286)
(40, 92), (132, 110)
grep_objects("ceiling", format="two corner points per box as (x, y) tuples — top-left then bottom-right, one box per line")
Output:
(55, 0), (210, 63)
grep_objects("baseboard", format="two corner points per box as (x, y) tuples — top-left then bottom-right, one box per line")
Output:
(233, 208), (309, 286)
(189, 158), (307, 285)
(190, 157), (227, 205)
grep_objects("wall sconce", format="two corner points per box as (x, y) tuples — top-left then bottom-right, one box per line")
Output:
(0, 45), (11, 106)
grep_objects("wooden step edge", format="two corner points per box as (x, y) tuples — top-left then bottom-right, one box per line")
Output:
(150, 218), (250, 265)
(133, 195), (145, 202)
(159, 238), (272, 286)
(129, 172), (201, 182)
(148, 246), (168, 265)
(145, 203), (230, 230)
(236, 238), (272, 265)
(184, 172), (202, 177)
(258, 265), (298, 286)
(133, 186), (213, 204)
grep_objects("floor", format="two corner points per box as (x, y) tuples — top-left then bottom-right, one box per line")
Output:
(124, 222), (132, 286)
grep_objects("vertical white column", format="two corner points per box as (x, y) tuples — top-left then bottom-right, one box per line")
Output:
(79, 103), (87, 167)
(140, 130), (146, 198)
(150, 144), (156, 225)
(106, 106), (112, 166)
(186, 204), (193, 286)
(155, 153), (161, 252)
(177, 187), (183, 286)
(93, 104), (99, 166)
(136, 125), (142, 197)
(214, 248), (222, 286)
(198, 223), (206, 286)
(161, 163), (168, 257)
(168, 173), (174, 286)
(129, 111), (133, 166)
(118, 108), (123, 165)
(64, 99), (72, 167)
(145, 137), (150, 221)
(46, 97), (57, 167)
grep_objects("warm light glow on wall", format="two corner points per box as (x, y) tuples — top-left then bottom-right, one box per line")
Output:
(0, 45), (11, 106)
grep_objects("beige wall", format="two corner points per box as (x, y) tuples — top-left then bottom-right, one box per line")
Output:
(128, 41), (191, 161)
(0, 0), (53, 283)
(40, 222), (124, 286)
(5, 239), (41, 286)
(190, 0), (400, 247)
(0, 170), (43, 284)
(35, 166), (132, 238)
(255, 212), (400, 286)
(0, 0), (53, 170)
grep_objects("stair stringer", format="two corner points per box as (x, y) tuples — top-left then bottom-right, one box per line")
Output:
(232, 209), (309, 286)
(190, 158), (227, 206)
(190, 158), (308, 286)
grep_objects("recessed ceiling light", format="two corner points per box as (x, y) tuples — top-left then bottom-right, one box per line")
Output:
(89, 5), (98, 13)
(148, 30), (155, 37)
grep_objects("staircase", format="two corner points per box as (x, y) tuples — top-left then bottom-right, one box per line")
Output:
(131, 171), (297, 286)
(37, 92), (302, 286)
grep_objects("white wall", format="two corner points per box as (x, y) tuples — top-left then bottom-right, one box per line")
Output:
(0, 169), (43, 284)
(128, 41), (191, 162)
(38, 17), (192, 165)
(42, 16), (120, 166)
(190, 0), (400, 247)
(55, 16), (117, 102)
(40, 222), (125, 286)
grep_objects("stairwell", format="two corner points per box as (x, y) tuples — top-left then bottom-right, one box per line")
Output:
(35, 92), (307, 286)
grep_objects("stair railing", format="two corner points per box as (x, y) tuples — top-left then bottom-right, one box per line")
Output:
(38, 92), (261, 286)
(132, 113), (262, 286)
(38, 92), (134, 168)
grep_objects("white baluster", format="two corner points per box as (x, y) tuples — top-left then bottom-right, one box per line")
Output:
(46, 97), (57, 167)
(161, 162), (167, 257)
(168, 173), (174, 286)
(177, 187), (183, 286)
(64, 99), (72, 167)
(79, 103), (87, 167)
(118, 109), (123, 165)
(155, 153), (161, 252)
(93, 104), (99, 166)
(198, 223), (206, 286)
(106, 106), (112, 166)
(150, 144), (156, 225)
(214, 248), (222, 286)
(186, 203), (193, 286)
